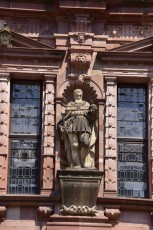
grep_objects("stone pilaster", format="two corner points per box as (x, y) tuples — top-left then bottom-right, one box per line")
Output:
(149, 78), (153, 198)
(41, 75), (56, 195)
(104, 77), (117, 196)
(0, 73), (10, 194)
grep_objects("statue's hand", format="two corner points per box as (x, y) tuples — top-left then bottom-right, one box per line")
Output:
(60, 125), (65, 133)
(89, 104), (98, 112)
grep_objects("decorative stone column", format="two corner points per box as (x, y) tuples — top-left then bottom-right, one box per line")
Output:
(41, 74), (56, 195)
(104, 76), (117, 197)
(0, 73), (10, 194)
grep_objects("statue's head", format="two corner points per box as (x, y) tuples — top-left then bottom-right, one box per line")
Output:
(73, 89), (83, 101)
(0, 23), (11, 47)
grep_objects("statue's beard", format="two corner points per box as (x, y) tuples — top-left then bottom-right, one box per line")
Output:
(75, 99), (82, 103)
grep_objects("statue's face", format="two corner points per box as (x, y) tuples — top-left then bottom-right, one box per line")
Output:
(74, 91), (83, 101)
(0, 32), (11, 46)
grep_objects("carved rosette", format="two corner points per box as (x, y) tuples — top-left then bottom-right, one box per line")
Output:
(104, 209), (120, 222)
(70, 52), (92, 67)
(104, 77), (117, 195)
(37, 206), (53, 220)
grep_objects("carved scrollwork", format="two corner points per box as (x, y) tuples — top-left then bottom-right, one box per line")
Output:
(60, 205), (97, 216)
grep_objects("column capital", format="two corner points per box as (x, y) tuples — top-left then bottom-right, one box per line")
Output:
(0, 73), (10, 82)
(44, 74), (56, 83)
(105, 76), (117, 85)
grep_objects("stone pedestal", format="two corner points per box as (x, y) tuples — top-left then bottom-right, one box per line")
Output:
(47, 215), (111, 230)
(58, 169), (104, 216)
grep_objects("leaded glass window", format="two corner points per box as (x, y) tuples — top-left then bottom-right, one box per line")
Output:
(8, 81), (41, 194)
(117, 86), (148, 198)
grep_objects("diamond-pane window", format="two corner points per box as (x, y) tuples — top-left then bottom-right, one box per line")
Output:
(8, 81), (41, 194)
(117, 85), (148, 198)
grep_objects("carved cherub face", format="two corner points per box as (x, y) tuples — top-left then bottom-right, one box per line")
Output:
(0, 31), (11, 47)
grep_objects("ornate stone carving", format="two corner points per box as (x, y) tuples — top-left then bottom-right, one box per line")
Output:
(132, 25), (151, 38)
(106, 25), (122, 37)
(73, 32), (89, 44)
(70, 53), (92, 67)
(60, 205), (97, 216)
(0, 23), (12, 47)
(11, 19), (29, 33)
(72, 14), (92, 32)
(104, 209), (120, 221)
(40, 20), (56, 35)
(0, 206), (6, 221)
(37, 206), (53, 219)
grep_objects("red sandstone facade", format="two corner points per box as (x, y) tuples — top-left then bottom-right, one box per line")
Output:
(0, 0), (153, 229)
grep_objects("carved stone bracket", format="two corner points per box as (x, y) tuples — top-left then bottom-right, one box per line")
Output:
(0, 206), (6, 222)
(37, 206), (53, 220)
(104, 209), (120, 222)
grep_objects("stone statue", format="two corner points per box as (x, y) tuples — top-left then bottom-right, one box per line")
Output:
(58, 89), (98, 169)
(0, 23), (12, 47)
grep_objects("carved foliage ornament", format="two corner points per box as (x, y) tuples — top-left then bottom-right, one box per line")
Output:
(70, 53), (91, 67)
(60, 205), (97, 216)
